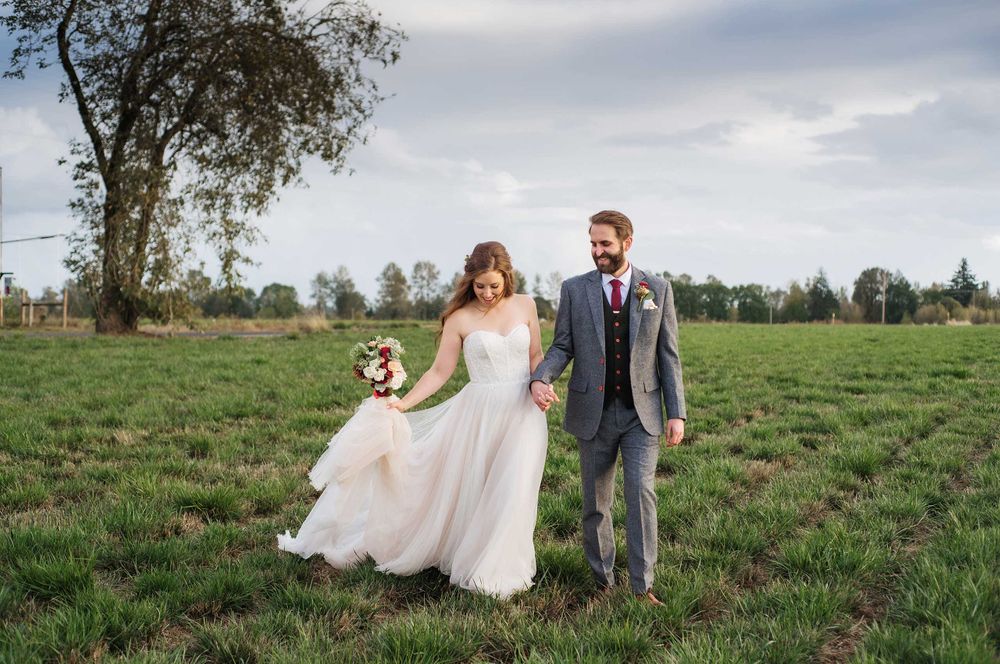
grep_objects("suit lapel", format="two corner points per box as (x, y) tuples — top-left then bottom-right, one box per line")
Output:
(629, 267), (645, 349)
(587, 271), (606, 355)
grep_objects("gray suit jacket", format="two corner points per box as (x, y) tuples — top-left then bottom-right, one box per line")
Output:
(530, 267), (686, 440)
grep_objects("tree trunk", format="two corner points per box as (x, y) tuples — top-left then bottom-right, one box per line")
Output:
(95, 284), (141, 333)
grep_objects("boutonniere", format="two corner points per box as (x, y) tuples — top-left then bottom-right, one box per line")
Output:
(635, 281), (657, 311)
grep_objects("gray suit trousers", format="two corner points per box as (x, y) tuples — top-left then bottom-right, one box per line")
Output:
(578, 398), (659, 594)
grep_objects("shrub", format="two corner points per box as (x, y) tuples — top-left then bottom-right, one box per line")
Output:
(914, 304), (948, 325)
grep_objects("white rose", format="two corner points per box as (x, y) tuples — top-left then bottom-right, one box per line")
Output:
(363, 366), (377, 379)
(389, 376), (403, 390)
(372, 368), (386, 381)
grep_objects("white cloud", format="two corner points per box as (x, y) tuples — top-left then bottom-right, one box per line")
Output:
(0, 106), (69, 183)
(987, 235), (1000, 251)
(345, 0), (719, 35)
(362, 129), (527, 209)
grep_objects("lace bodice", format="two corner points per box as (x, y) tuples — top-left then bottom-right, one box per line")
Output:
(462, 323), (531, 385)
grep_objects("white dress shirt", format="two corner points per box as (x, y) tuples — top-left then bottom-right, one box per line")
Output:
(601, 263), (632, 311)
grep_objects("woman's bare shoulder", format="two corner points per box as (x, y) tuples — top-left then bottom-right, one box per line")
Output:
(445, 306), (477, 334)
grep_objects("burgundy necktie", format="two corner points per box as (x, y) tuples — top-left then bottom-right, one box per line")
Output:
(610, 279), (623, 312)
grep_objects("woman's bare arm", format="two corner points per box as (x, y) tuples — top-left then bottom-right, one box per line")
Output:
(390, 316), (464, 412)
(526, 295), (544, 374)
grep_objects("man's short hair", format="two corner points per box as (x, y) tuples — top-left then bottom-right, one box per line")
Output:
(589, 210), (633, 243)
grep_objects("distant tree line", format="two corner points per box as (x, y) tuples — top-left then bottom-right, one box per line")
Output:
(667, 259), (997, 324)
(10, 258), (998, 325)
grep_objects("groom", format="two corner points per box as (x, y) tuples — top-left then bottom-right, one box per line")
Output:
(530, 210), (686, 605)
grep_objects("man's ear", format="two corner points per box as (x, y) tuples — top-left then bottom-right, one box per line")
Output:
(623, 236), (634, 253)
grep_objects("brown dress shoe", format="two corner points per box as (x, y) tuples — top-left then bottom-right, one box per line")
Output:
(635, 591), (663, 606)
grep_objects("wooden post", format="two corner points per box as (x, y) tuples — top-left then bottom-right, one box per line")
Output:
(20, 290), (26, 326)
(28, 299), (33, 328)
(880, 270), (888, 325)
(0, 289), (4, 327)
(63, 288), (69, 329)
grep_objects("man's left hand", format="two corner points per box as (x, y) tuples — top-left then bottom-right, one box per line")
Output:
(664, 418), (684, 447)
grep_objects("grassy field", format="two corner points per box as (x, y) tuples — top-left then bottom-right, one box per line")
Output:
(0, 323), (997, 663)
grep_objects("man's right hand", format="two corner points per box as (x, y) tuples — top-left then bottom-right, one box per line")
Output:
(530, 381), (560, 412)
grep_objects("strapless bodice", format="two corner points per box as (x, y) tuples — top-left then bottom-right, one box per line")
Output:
(462, 323), (531, 385)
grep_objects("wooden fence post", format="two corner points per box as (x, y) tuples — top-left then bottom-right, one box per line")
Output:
(63, 288), (68, 329)
(20, 290), (26, 326)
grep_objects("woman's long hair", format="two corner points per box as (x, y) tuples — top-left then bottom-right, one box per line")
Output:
(438, 241), (516, 339)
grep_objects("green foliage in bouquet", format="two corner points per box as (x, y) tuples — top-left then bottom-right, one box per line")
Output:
(350, 336), (407, 397)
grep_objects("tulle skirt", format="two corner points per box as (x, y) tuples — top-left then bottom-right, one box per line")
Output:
(278, 380), (548, 598)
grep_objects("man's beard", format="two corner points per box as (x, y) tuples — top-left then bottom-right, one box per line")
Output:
(593, 249), (626, 274)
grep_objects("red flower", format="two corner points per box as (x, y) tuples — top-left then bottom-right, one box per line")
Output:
(639, 281), (649, 288)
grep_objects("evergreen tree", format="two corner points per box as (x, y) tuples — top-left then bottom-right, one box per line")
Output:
(948, 258), (978, 306)
(806, 269), (838, 321)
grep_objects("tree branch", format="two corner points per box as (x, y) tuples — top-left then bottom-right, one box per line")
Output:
(56, 0), (110, 184)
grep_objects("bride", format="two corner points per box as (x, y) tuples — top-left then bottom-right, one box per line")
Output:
(278, 241), (549, 598)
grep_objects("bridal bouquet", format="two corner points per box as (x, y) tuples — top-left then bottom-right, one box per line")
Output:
(350, 336), (407, 397)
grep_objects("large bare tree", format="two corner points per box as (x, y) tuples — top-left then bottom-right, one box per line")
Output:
(2, 0), (403, 332)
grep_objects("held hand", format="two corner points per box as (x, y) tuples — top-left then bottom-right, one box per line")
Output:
(530, 381), (560, 412)
(386, 399), (408, 413)
(664, 418), (684, 447)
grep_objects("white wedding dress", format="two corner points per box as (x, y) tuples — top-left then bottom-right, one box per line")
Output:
(277, 323), (548, 598)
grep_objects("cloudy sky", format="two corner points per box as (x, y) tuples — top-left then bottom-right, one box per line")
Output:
(2, 0), (999, 303)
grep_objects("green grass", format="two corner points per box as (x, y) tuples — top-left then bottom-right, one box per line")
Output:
(1, 323), (998, 661)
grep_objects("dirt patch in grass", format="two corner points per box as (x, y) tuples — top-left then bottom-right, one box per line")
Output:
(730, 407), (770, 428)
(743, 460), (784, 486)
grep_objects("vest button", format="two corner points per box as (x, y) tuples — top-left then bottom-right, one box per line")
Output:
(614, 322), (620, 327)
(598, 386), (604, 392)
(615, 338), (621, 343)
